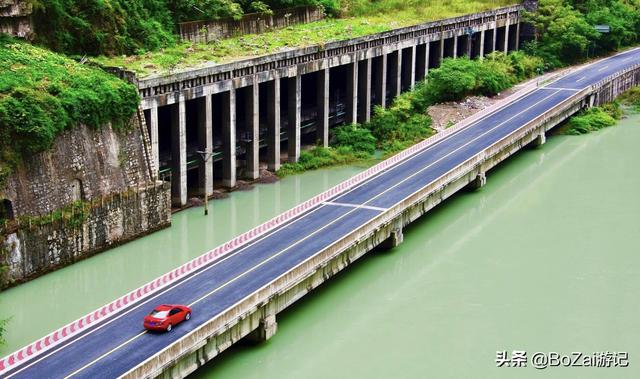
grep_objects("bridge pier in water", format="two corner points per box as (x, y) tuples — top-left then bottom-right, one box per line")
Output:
(139, 7), (522, 207)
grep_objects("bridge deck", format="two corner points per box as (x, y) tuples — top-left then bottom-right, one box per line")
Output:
(4, 47), (640, 378)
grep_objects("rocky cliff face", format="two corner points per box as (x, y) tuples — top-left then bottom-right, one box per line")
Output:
(2, 118), (155, 218)
(0, 112), (172, 288)
(0, 0), (32, 38)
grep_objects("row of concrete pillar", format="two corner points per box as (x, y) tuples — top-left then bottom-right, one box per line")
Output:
(146, 22), (520, 207)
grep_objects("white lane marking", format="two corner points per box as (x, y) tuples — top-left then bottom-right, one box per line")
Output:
(63, 332), (147, 379)
(576, 76), (587, 82)
(322, 202), (388, 212)
(598, 65), (609, 72)
(10, 89), (565, 378)
(539, 87), (581, 92)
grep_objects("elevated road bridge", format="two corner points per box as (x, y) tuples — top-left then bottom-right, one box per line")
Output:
(2, 46), (639, 379)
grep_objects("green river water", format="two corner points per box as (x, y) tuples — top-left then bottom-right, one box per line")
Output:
(1, 114), (639, 378)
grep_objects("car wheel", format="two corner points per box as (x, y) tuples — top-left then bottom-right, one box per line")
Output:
(185, 312), (191, 321)
(166, 323), (172, 332)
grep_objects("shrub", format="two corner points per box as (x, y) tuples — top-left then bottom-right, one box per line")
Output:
(425, 58), (478, 102)
(332, 124), (377, 154)
(564, 107), (618, 135)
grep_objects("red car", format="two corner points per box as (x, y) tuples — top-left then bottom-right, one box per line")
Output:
(143, 304), (191, 332)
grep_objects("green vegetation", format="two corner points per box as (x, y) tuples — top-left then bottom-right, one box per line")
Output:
(618, 87), (640, 111)
(563, 103), (622, 135)
(524, 0), (640, 68)
(0, 315), (6, 345)
(92, 0), (513, 75)
(425, 52), (544, 102)
(277, 145), (371, 176)
(30, 0), (332, 56)
(0, 35), (139, 181)
(368, 82), (434, 154)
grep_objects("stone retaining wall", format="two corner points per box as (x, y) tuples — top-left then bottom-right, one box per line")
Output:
(179, 6), (324, 44)
(1, 182), (171, 288)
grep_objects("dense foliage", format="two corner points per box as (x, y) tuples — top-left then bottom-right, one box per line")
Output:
(618, 87), (640, 111)
(524, 0), (640, 67)
(0, 317), (6, 346)
(367, 81), (434, 153)
(563, 103), (621, 135)
(31, 0), (337, 56)
(0, 36), (139, 166)
(424, 52), (545, 102)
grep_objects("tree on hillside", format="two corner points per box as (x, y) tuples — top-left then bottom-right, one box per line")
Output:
(524, 0), (599, 67)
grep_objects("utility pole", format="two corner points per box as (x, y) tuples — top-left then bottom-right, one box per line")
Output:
(196, 149), (214, 216)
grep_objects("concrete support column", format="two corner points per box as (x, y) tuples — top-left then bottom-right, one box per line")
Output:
(515, 22), (521, 50)
(316, 68), (330, 147)
(222, 89), (236, 188)
(453, 34), (458, 57)
(424, 42), (430, 78)
(440, 33), (445, 63)
(466, 34), (472, 58)
(149, 102), (159, 175)
(532, 132), (546, 147)
(245, 83), (260, 179)
(345, 61), (358, 125)
(479, 28), (486, 58)
(468, 172), (487, 190)
(246, 315), (278, 342)
(408, 45), (416, 88)
(171, 96), (187, 207)
(287, 75), (301, 163)
(267, 79), (281, 171)
(381, 227), (404, 250)
(358, 58), (372, 124)
(504, 19), (510, 53)
(493, 17), (498, 53)
(198, 94), (214, 196)
(373, 54), (387, 109)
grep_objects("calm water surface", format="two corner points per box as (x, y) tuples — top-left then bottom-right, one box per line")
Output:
(2, 114), (639, 379)
(190, 114), (640, 379)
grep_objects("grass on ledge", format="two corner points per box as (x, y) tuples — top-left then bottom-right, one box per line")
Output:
(93, 0), (515, 77)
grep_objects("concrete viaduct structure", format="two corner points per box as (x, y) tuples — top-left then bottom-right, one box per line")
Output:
(135, 5), (523, 207)
(3, 48), (639, 379)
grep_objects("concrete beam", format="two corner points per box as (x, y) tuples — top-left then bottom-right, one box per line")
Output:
(267, 79), (281, 171)
(149, 102), (159, 176)
(357, 58), (372, 124)
(171, 97), (187, 207)
(287, 75), (301, 163)
(373, 54), (387, 109)
(345, 61), (358, 125)
(198, 95), (214, 196)
(316, 68), (330, 147)
(222, 89), (236, 188)
(245, 83), (260, 180)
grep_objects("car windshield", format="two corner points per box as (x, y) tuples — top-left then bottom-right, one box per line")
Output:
(149, 310), (169, 318)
